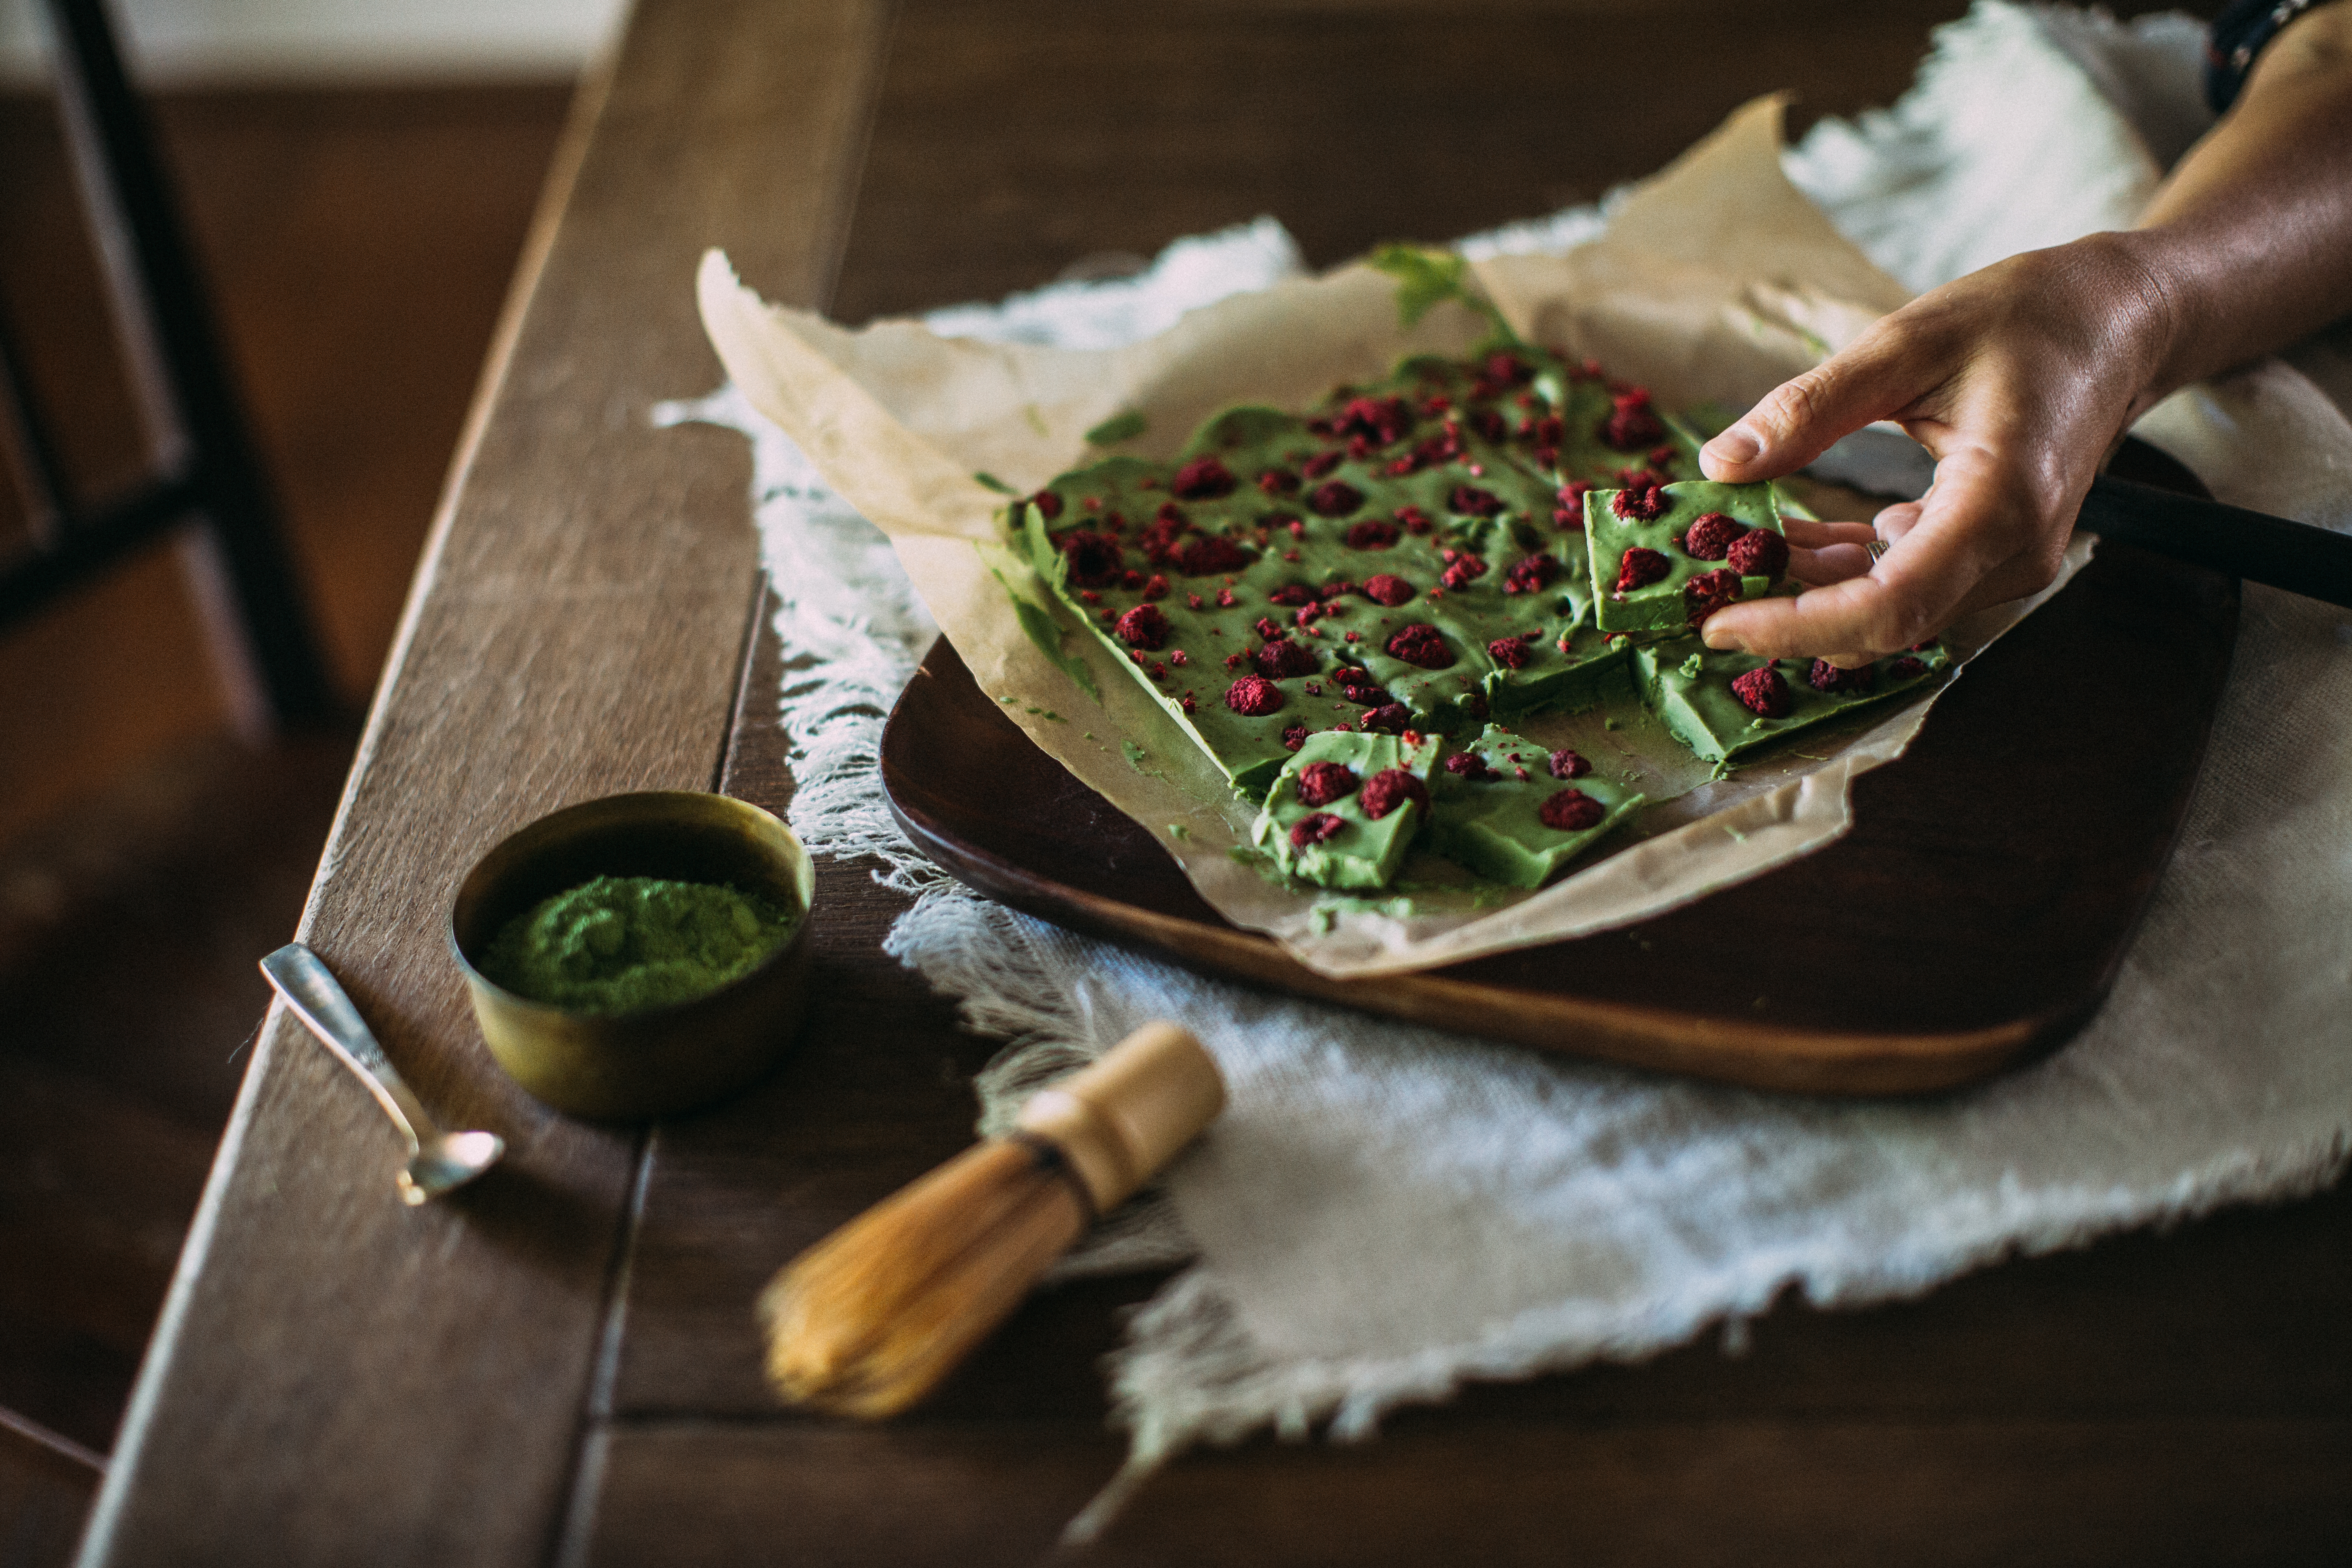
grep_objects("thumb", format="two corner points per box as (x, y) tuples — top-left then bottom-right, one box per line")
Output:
(1701, 330), (1924, 483)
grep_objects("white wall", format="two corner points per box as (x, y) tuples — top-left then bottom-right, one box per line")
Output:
(0, 0), (628, 82)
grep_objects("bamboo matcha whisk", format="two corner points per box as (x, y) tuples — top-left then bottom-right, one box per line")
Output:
(760, 1020), (1226, 1416)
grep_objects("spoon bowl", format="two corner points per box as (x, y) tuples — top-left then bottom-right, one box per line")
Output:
(399, 1129), (507, 1205)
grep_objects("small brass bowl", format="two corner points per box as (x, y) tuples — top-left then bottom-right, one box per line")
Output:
(448, 791), (815, 1121)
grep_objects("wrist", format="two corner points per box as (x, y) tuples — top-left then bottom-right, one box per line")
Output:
(2080, 228), (2207, 414)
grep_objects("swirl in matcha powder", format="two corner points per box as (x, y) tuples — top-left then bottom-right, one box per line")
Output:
(481, 875), (798, 1016)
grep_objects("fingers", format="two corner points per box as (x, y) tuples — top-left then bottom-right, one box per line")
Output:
(1700, 321), (1940, 484)
(1701, 450), (2060, 660)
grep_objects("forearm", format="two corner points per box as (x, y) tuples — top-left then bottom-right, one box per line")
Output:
(2125, 5), (2352, 393)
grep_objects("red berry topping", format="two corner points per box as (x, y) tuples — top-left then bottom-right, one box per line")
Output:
(1395, 505), (1434, 534)
(1056, 530), (1124, 587)
(1731, 665), (1791, 718)
(1440, 552), (1489, 590)
(1360, 703), (1411, 733)
(1281, 724), (1310, 751)
(1295, 761), (1359, 806)
(1615, 546), (1670, 594)
(1726, 527), (1789, 581)
(1538, 789), (1606, 831)
(1171, 456), (1236, 500)
(1384, 623), (1453, 669)
(1358, 767), (1429, 820)
(1223, 675), (1285, 716)
(1611, 475), (1669, 521)
(1289, 812), (1346, 848)
(1447, 483), (1505, 517)
(1601, 388), (1665, 451)
(1344, 518), (1401, 550)
(1548, 748), (1590, 779)
(1254, 637), (1318, 679)
(1301, 450), (1344, 480)
(1176, 536), (1248, 575)
(1029, 490), (1064, 521)
(1683, 567), (1745, 625)
(1307, 480), (1365, 517)
(1682, 511), (1748, 560)
(1487, 635), (1532, 670)
(1361, 573), (1415, 606)
(1444, 751), (1495, 781)
(1503, 553), (1559, 595)
(1140, 573), (1169, 601)
(1555, 480), (1595, 530)
(1258, 468), (1300, 496)
(1808, 658), (1877, 695)
(1265, 584), (1315, 607)
(1889, 656), (1927, 681)
(1321, 394), (1415, 448)
(1114, 604), (1170, 649)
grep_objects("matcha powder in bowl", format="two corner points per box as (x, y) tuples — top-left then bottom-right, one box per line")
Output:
(481, 875), (800, 1016)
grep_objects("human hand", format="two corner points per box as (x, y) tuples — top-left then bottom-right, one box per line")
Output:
(1695, 233), (2181, 665)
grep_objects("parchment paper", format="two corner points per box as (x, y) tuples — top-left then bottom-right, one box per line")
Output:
(697, 96), (2090, 979)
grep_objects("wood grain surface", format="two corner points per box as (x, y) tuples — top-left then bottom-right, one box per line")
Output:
(73, 4), (889, 1563)
(87, 1), (2350, 1565)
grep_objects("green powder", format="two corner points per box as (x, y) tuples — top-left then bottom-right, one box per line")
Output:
(481, 875), (798, 1016)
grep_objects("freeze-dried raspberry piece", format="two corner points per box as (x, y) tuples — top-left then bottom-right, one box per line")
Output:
(1140, 574), (1169, 601)
(1682, 511), (1747, 560)
(1487, 635), (1532, 670)
(1470, 408), (1508, 443)
(1301, 450), (1344, 480)
(1172, 456), (1236, 500)
(1322, 394), (1415, 447)
(1114, 605), (1170, 649)
(1395, 505), (1434, 534)
(1254, 617), (1285, 641)
(1601, 388), (1665, 451)
(1889, 656), (1927, 681)
(1615, 547), (1670, 594)
(1223, 675), (1285, 716)
(1359, 703), (1411, 734)
(1344, 518), (1401, 550)
(1683, 567), (1745, 625)
(1441, 552), (1489, 590)
(1134, 513), (1186, 565)
(1548, 748), (1591, 780)
(1358, 767), (1429, 820)
(1266, 584), (1316, 607)
(1281, 724), (1310, 751)
(1385, 624), (1454, 668)
(1611, 475), (1669, 521)
(1258, 468), (1300, 496)
(1555, 479), (1595, 530)
(1307, 481), (1366, 517)
(1176, 536), (1248, 575)
(1731, 665), (1791, 717)
(1289, 812), (1346, 848)
(1502, 554), (1558, 595)
(1445, 751), (1495, 782)
(1726, 527), (1788, 581)
(1029, 490), (1064, 521)
(1057, 530), (1124, 586)
(1361, 573), (1415, 607)
(1808, 658), (1876, 695)
(1538, 789), (1606, 831)
(1448, 484), (1505, 517)
(1294, 761), (1359, 806)
(1254, 637), (1318, 679)
(1473, 351), (1534, 396)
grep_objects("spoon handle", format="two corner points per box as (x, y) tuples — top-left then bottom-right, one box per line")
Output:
(260, 943), (440, 1151)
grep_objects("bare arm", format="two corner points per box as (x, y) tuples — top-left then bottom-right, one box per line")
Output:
(1693, 5), (2352, 665)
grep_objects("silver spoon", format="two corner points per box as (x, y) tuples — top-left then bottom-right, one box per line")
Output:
(260, 942), (505, 1205)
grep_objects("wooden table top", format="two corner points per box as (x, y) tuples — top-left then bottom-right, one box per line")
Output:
(82, 2), (2350, 1564)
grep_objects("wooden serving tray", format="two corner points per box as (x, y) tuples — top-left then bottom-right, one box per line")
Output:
(876, 448), (2238, 1096)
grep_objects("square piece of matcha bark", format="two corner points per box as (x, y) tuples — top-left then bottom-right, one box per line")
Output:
(1425, 724), (1645, 889)
(1635, 640), (1953, 762)
(1584, 479), (1784, 635)
(1251, 730), (1442, 890)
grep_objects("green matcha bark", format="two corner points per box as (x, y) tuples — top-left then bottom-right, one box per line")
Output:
(1251, 730), (1442, 889)
(1584, 479), (1787, 635)
(1635, 641), (1953, 763)
(1424, 725), (1645, 888)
